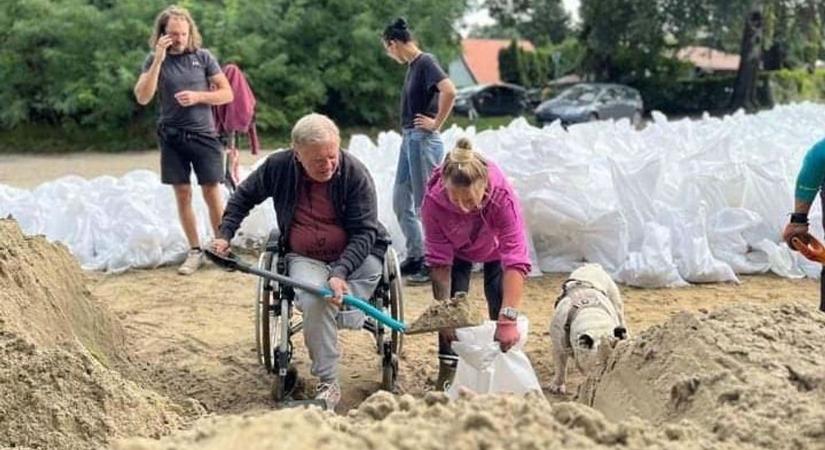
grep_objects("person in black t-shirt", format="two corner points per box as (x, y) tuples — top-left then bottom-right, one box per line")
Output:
(134, 6), (233, 275)
(382, 17), (456, 285)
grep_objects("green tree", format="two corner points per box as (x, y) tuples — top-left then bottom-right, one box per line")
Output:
(0, 0), (468, 138)
(498, 40), (522, 84)
(218, 0), (465, 130)
(485, 0), (570, 44)
(0, 0), (165, 129)
(579, 0), (665, 81)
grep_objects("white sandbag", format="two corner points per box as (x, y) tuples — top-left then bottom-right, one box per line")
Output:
(615, 221), (688, 288)
(608, 156), (662, 250)
(657, 206), (739, 284)
(752, 239), (806, 279)
(447, 317), (541, 399)
(707, 208), (771, 274)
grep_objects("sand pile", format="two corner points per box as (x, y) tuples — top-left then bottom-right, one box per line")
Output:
(0, 219), (125, 360)
(0, 219), (191, 449)
(118, 390), (731, 450)
(406, 293), (486, 334)
(578, 302), (825, 449)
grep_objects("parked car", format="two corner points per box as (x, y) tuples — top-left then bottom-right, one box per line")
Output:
(534, 83), (644, 126)
(453, 83), (528, 118)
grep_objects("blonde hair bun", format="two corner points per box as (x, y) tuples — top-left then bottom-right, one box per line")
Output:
(451, 138), (475, 164)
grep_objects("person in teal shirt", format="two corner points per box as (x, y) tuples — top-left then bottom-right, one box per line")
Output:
(783, 138), (825, 312)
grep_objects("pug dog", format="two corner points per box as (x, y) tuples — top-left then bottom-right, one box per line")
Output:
(549, 263), (627, 394)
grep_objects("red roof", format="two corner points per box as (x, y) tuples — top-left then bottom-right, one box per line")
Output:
(676, 46), (740, 72)
(461, 39), (535, 84)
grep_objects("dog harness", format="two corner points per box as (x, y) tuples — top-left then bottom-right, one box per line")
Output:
(555, 280), (614, 350)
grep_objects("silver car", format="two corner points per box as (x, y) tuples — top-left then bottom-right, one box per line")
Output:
(534, 83), (644, 126)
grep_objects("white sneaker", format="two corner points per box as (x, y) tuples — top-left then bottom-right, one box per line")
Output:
(178, 249), (203, 275)
(315, 381), (341, 411)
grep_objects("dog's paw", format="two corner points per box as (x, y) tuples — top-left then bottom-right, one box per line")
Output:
(548, 382), (567, 395)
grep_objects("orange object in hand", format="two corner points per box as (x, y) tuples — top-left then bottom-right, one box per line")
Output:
(791, 233), (825, 263)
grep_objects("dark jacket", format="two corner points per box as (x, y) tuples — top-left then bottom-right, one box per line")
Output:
(218, 148), (390, 279)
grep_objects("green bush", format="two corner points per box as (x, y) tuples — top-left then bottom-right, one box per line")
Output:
(768, 68), (825, 103)
(627, 69), (825, 115)
(498, 38), (585, 89)
(632, 76), (736, 114)
(0, 0), (467, 146)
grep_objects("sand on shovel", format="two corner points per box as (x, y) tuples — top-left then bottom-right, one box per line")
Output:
(406, 292), (485, 334)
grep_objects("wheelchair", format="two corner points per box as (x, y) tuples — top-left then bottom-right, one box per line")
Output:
(254, 229), (404, 402)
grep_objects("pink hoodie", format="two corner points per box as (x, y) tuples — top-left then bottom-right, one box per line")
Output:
(421, 160), (532, 276)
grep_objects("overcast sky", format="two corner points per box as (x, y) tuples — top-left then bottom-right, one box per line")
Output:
(562, 0), (581, 22)
(463, 0), (581, 33)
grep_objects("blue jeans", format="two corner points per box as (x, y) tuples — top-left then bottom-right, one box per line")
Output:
(393, 128), (444, 259)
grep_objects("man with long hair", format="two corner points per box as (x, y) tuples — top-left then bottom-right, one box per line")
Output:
(134, 5), (233, 275)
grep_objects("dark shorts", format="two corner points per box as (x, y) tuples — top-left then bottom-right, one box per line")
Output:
(157, 126), (224, 185)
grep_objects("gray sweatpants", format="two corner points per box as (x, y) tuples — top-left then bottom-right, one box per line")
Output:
(286, 253), (383, 383)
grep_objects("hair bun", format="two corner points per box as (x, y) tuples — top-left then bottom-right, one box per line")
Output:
(393, 18), (408, 30)
(455, 137), (473, 151)
(451, 138), (475, 164)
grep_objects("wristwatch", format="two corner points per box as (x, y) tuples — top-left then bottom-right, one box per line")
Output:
(500, 306), (519, 321)
(790, 212), (809, 225)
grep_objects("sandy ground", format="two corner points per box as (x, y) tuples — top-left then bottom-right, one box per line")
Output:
(0, 150), (261, 189)
(86, 264), (820, 416)
(2, 150), (822, 418)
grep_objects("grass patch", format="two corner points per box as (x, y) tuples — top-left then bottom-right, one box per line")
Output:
(0, 123), (156, 154)
(0, 115), (534, 154)
(444, 114), (536, 130)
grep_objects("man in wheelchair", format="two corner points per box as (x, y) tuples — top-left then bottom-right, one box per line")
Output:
(211, 113), (391, 410)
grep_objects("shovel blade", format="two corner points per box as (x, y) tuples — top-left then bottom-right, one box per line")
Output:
(406, 292), (485, 335)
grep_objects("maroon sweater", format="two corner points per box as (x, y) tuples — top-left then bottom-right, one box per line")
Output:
(288, 179), (347, 262)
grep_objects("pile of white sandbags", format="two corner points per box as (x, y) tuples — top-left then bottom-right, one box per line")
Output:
(348, 103), (825, 286)
(1, 103), (822, 284)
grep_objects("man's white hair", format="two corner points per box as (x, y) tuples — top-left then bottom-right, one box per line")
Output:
(291, 113), (340, 148)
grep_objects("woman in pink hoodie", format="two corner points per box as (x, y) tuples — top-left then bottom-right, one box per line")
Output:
(421, 137), (531, 390)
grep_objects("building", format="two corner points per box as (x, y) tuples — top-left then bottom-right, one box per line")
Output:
(449, 38), (536, 88)
(676, 46), (741, 76)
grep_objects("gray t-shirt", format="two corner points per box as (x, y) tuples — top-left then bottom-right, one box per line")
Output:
(400, 53), (448, 129)
(141, 48), (222, 133)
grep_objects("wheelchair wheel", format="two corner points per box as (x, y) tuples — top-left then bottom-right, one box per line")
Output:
(386, 247), (404, 356)
(255, 251), (274, 371)
(380, 247), (404, 391)
(271, 289), (295, 401)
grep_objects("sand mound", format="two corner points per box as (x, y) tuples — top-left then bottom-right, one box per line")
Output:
(0, 219), (191, 449)
(0, 219), (124, 362)
(117, 390), (734, 450)
(578, 302), (825, 449)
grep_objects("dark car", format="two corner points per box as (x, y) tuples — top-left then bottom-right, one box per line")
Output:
(453, 83), (528, 119)
(534, 83), (644, 126)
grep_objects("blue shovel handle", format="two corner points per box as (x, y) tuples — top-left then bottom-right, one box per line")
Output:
(319, 288), (407, 332)
(204, 249), (406, 332)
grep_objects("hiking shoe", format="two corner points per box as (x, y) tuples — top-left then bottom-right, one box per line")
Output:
(406, 266), (430, 285)
(399, 257), (423, 276)
(178, 249), (203, 275)
(315, 381), (341, 411)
